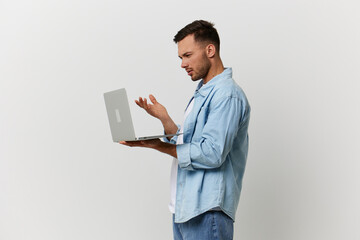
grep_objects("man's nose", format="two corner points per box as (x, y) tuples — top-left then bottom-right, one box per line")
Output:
(181, 59), (188, 68)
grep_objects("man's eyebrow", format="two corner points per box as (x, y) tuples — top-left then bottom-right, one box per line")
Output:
(178, 51), (192, 59)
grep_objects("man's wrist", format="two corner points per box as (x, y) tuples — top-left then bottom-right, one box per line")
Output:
(161, 117), (178, 135)
(160, 115), (171, 125)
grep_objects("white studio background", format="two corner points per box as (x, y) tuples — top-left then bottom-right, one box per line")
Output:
(0, 0), (359, 239)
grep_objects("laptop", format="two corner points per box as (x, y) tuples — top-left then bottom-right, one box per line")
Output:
(103, 88), (180, 142)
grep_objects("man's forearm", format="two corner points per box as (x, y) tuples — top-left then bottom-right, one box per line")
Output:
(160, 115), (178, 136)
(154, 141), (177, 158)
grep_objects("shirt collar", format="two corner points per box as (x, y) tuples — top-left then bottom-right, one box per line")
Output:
(194, 68), (232, 97)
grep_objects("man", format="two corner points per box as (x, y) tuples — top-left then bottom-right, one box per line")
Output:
(120, 20), (250, 240)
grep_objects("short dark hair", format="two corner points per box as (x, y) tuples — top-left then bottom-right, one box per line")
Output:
(173, 20), (220, 52)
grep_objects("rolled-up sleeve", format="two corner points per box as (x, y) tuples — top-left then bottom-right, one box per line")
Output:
(162, 124), (181, 144)
(176, 96), (243, 170)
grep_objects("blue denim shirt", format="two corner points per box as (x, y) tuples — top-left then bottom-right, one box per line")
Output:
(165, 68), (250, 223)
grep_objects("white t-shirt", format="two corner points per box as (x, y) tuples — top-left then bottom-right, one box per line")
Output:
(168, 99), (194, 213)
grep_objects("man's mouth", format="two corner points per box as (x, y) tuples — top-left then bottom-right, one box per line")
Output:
(187, 69), (193, 76)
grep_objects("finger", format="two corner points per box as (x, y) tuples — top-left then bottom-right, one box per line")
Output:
(137, 97), (146, 108)
(149, 94), (157, 104)
(120, 141), (142, 147)
(135, 101), (143, 109)
(119, 141), (131, 146)
(144, 98), (149, 108)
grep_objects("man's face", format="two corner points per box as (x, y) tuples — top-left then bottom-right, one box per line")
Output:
(177, 34), (211, 81)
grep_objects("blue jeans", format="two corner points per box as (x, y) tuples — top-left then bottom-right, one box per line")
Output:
(173, 211), (234, 240)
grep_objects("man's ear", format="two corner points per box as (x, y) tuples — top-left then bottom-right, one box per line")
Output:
(206, 44), (216, 58)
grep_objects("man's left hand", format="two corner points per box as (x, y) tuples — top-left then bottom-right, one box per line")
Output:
(119, 138), (162, 149)
(119, 138), (177, 158)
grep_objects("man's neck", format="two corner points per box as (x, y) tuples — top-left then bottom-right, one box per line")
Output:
(203, 60), (225, 84)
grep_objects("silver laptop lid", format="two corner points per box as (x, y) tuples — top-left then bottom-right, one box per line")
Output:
(104, 88), (136, 142)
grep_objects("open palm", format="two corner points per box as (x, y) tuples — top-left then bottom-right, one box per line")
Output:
(135, 95), (169, 121)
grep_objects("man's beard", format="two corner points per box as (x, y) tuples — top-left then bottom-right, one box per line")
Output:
(191, 58), (211, 81)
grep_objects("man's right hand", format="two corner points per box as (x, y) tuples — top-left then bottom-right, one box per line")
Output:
(135, 95), (169, 121)
(135, 94), (178, 137)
